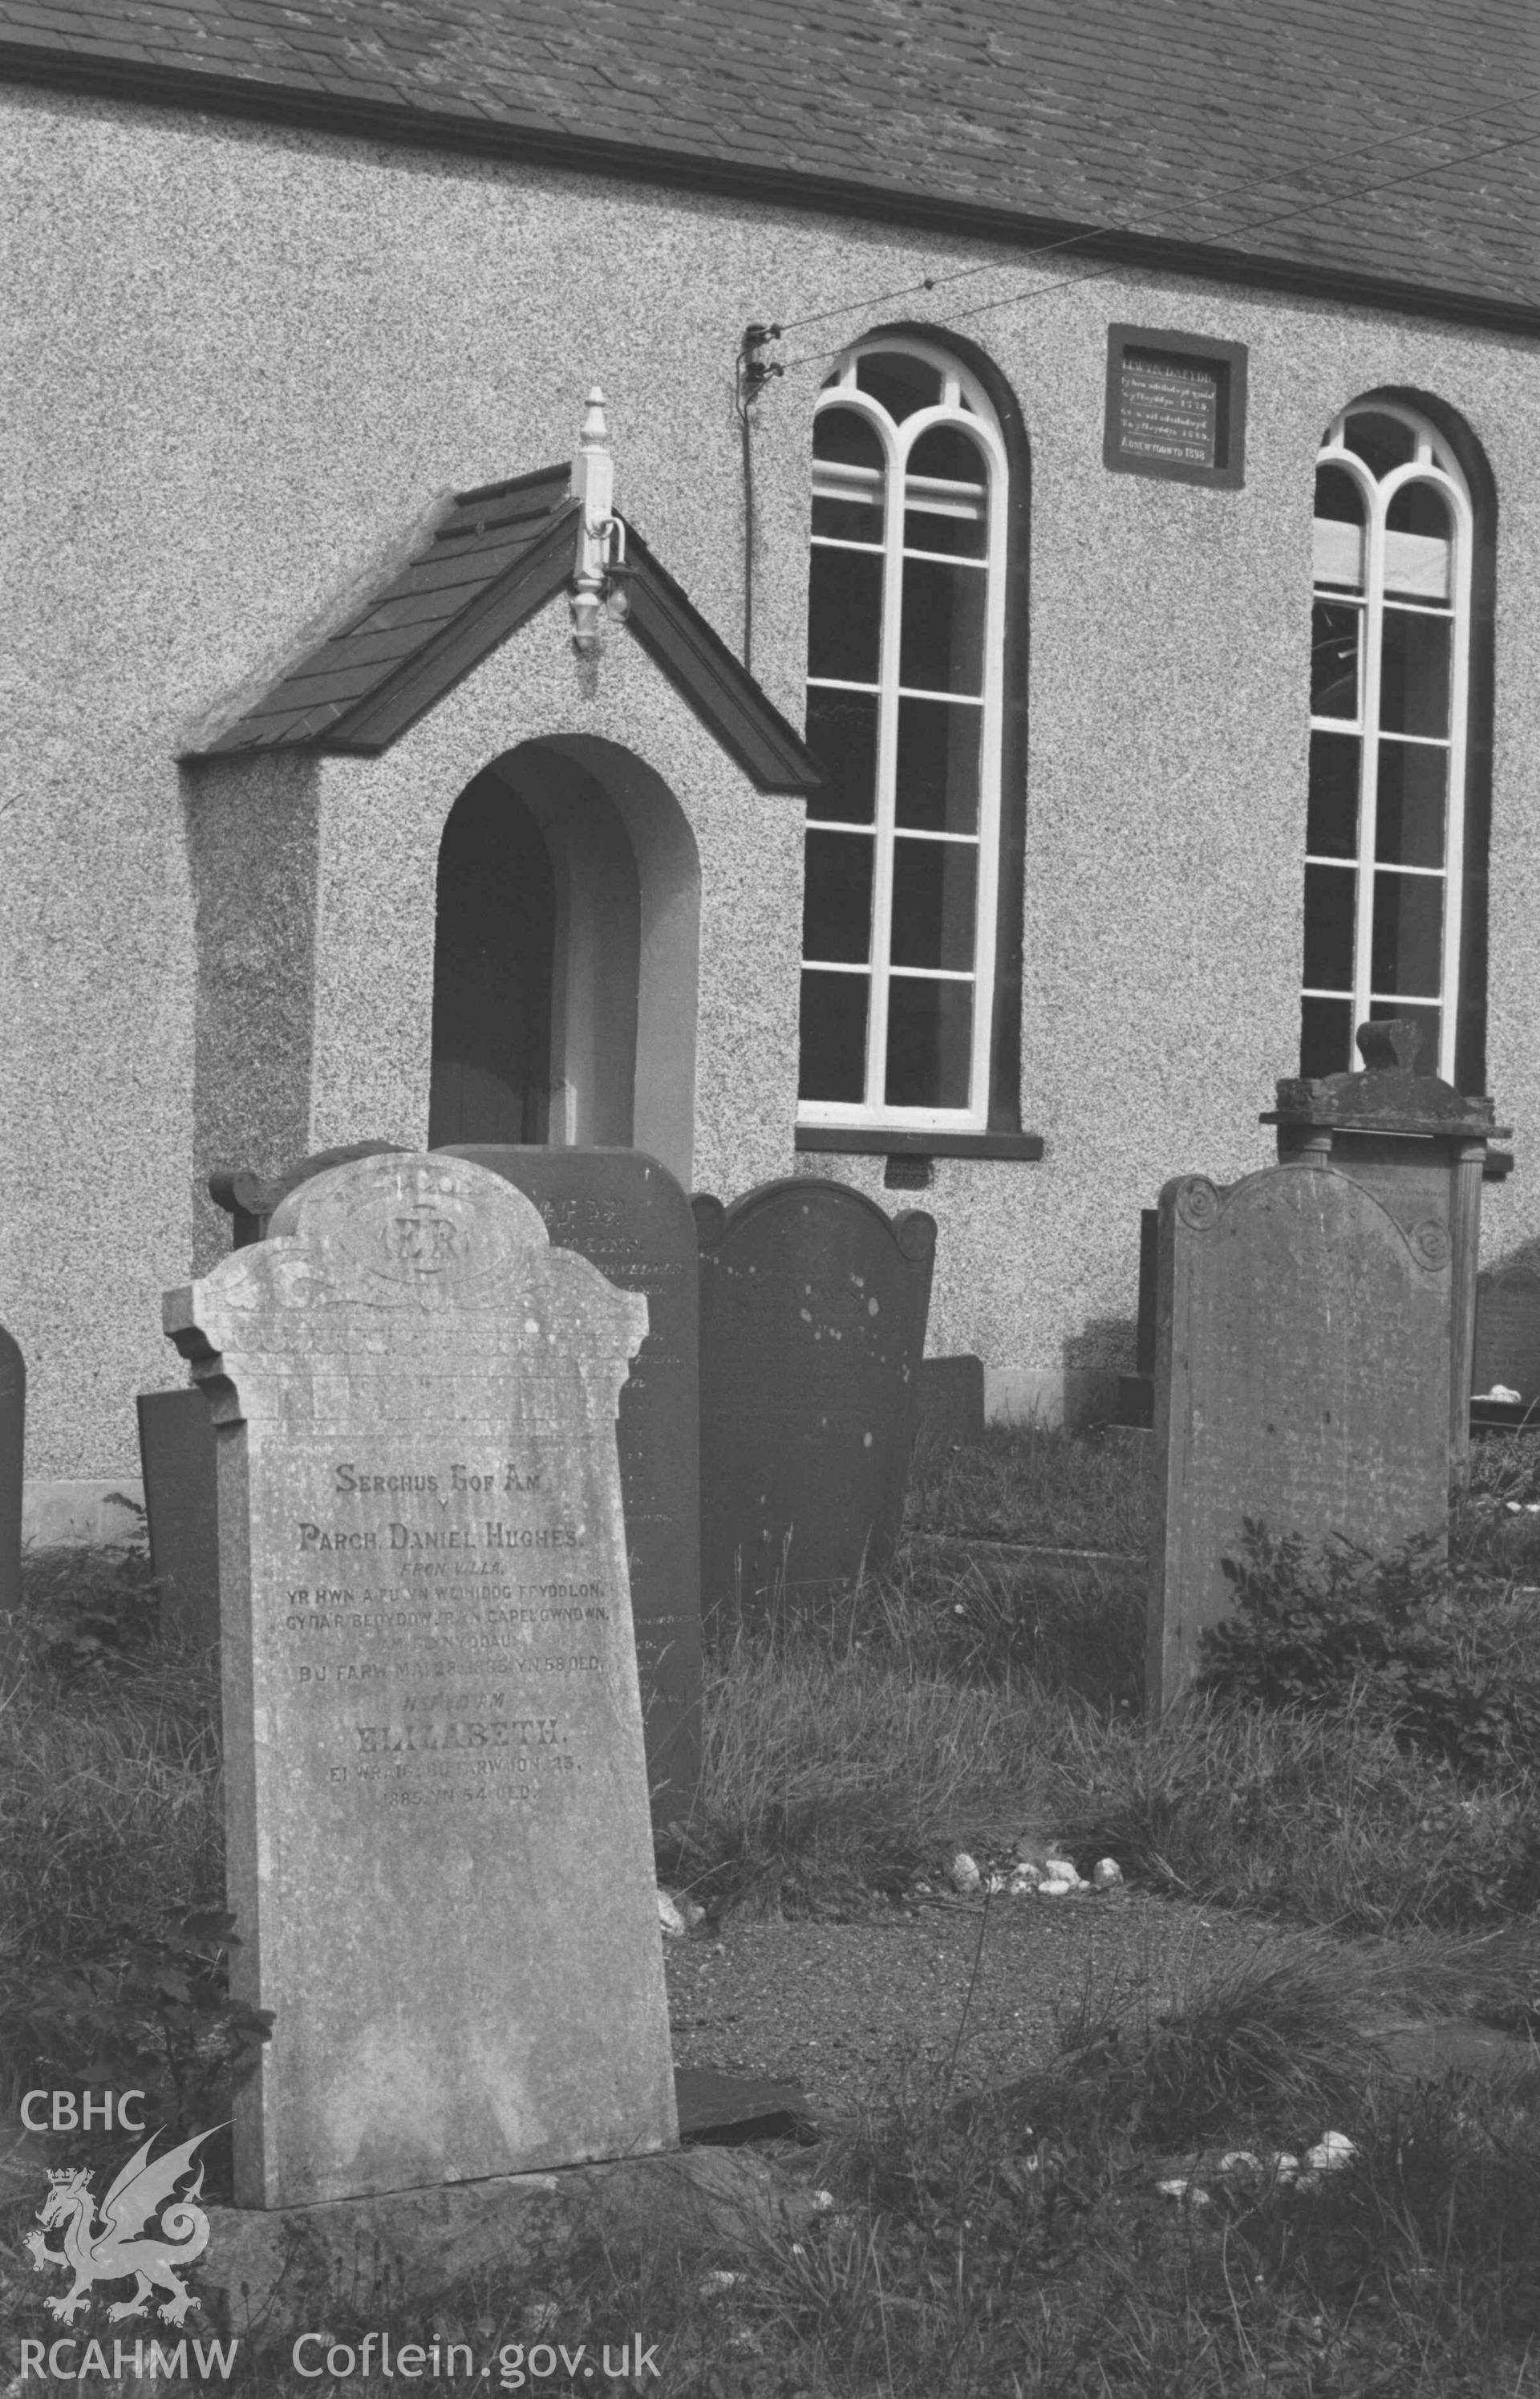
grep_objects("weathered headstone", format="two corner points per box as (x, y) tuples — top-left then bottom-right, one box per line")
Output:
(1473, 1260), (1540, 1410)
(209, 1140), (405, 1248)
(0, 1323), (22, 1614)
(439, 1147), (701, 1832)
(164, 1151), (676, 2208)
(1263, 1020), (1506, 1470)
(1149, 1160), (1453, 1714)
(695, 1178), (936, 1624)
(136, 1389), (220, 1643)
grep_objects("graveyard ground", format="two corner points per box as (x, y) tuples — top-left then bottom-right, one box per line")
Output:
(2, 1427), (1539, 2395)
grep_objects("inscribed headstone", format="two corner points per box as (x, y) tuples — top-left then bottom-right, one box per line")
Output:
(439, 1147), (701, 1831)
(1473, 1260), (1540, 1407)
(1149, 1161), (1452, 1714)
(1263, 1019), (1506, 1470)
(695, 1178), (936, 1624)
(137, 1389), (219, 1643)
(164, 1152), (675, 2209)
(0, 1324), (22, 1614)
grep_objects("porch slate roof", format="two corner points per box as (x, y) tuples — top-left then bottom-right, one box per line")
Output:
(4, 2), (1540, 323)
(187, 464), (821, 797)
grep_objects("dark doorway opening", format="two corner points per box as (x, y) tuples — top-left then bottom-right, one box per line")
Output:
(428, 769), (555, 1147)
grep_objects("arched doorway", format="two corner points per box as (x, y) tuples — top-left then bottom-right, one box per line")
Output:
(428, 768), (557, 1147)
(426, 739), (701, 1183)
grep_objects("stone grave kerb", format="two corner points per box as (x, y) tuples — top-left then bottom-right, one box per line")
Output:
(162, 1151), (675, 2209)
(1262, 1017), (1510, 1474)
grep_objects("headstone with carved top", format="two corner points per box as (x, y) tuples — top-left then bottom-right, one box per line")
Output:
(209, 1139), (699, 1825)
(1262, 1019), (1508, 1471)
(164, 1151), (675, 2209)
(1149, 1156), (1455, 1714)
(694, 1178), (936, 1626)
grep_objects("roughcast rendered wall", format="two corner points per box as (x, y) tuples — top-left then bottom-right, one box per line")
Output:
(5, 81), (1540, 1475)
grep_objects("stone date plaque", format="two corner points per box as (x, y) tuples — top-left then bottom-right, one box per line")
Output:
(164, 1152), (676, 2209)
(439, 1147), (701, 1831)
(1104, 324), (1246, 489)
(1149, 1162), (1452, 1714)
(695, 1177), (936, 1625)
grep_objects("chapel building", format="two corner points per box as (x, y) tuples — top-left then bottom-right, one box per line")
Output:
(4, 0), (1539, 1504)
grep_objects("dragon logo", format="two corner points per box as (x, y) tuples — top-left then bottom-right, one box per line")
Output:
(25, 2125), (221, 2325)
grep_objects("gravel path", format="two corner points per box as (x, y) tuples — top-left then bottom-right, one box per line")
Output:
(665, 1894), (1283, 2121)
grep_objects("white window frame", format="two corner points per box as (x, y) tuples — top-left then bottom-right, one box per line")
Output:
(1306, 400), (1473, 1083)
(800, 337), (1009, 1131)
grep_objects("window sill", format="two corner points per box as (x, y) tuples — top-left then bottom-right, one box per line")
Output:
(795, 1126), (1044, 1160)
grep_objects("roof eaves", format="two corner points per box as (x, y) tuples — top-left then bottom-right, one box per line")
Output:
(8, 32), (1540, 333)
(192, 493), (580, 757)
(308, 495), (582, 751)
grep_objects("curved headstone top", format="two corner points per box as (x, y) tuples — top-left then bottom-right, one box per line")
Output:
(169, 1153), (647, 1407)
(209, 1140), (407, 1247)
(695, 1173), (938, 1267)
(1264, 1017), (1506, 1140)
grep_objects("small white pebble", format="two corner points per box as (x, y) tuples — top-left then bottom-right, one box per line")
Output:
(950, 1852), (982, 1894)
(1217, 2151), (1264, 2175)
(1092, 1857), (1124, 1890)
(1038, 1878), (1075, 1898)
(1157, 2178), (1210, 2206)
(1043, 1857), (1083, 1886)
(656, 1890), (686, 1937)
(810, 2190), (835, 2213)
(1304, 2132), (1357, 2172)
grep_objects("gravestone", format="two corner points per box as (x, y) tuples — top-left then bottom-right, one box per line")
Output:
(0, 1323), (22, 1614)
(136, 1390), (220, 1643)
(164, 1151), (675, 2209)
(916, 1354), (986, 1449)
(695, 1178), (936, 1624)
(1149, 1161), (1453, 1714)
(439, 1147), (701, 1832)
(1263, 1020), (1507, 1471)
(209, 1141), (405, 1247)
(1473, 1260), (1540, 1410)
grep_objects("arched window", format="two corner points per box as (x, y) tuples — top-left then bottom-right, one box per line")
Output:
(799, 339), (1011, 1128)
(1303, 400), (1478, 1082)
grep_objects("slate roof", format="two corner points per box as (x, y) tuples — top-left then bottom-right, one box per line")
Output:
(3, 2), (1540, 323)
(188, 463), (821, 794)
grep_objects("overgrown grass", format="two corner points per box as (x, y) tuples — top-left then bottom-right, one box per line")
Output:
(906, 1417), (1153, 1553)
(5, 1425), (1540, 2393)
(0, 1542), (235, 2153)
